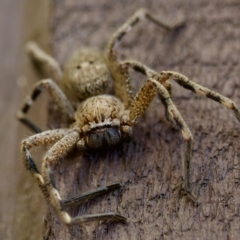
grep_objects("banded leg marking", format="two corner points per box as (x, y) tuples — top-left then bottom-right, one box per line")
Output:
(160, 71), (240, 122)
(21, 129), (73, 196)
(107, 8), (184, 55)
(107, 8), (183, 108)
(17, 79), (75, 133)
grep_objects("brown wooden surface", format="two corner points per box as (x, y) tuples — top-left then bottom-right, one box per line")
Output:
(47, 0), (240, 239)
(2, 0), (240, 239)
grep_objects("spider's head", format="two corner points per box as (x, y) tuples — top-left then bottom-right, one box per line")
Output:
(79, 121), (132, 150)
(86, 121), (122, 148)
(75, 95), (132, 150)
(62, 49), (112, 101)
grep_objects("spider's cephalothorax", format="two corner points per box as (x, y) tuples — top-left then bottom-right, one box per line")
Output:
(18, 8), (240, 225)
(75, 95), (132, 149)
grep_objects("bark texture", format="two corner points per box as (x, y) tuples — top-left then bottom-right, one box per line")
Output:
(12, 0), (240, 239)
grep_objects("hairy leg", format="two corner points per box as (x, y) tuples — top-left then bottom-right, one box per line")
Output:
(26, 41), (62, 82)
(107, 8), (183, 54)
(40, 132), (128, 224)
(106, 8), (183, 107)
(120, 59), (172, 94)
(22, 129), (127, 224)
(21, 129), (74, 195)
(128, 74), (197, 202)
(17, 79), (75, 133)
(159, 71), (240, 121)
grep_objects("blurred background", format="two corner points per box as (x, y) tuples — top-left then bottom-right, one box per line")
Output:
(0, 1), (51, 239)
(0, 0), (26, 238)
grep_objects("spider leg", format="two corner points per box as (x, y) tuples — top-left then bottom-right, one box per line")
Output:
(159, 71), (240, 121)
(39, 132), (127, 225)
(17, 79), (75, 133)
(120, 60), (172, 94)
(22, 130), (128, 224)
(107, 8), (183, 54)
(62, 182), (123, 207)
(128, 74), (197, 203)
(106, 8), (183, 107)
(26, 41), (62, 83)
(21, 129), (73, 195)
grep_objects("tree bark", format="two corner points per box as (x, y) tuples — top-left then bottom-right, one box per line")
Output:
(16, 0), (240, 239)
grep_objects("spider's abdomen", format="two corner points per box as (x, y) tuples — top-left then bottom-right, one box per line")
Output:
(62, 49), (112, 102)
(75, 95), (128, 149)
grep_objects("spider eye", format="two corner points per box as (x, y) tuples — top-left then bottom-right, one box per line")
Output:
(76, 65), (81, 69)
(89, 61), (94, 64)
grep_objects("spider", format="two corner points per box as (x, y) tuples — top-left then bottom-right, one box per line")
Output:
(18, 8), (240, 225)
